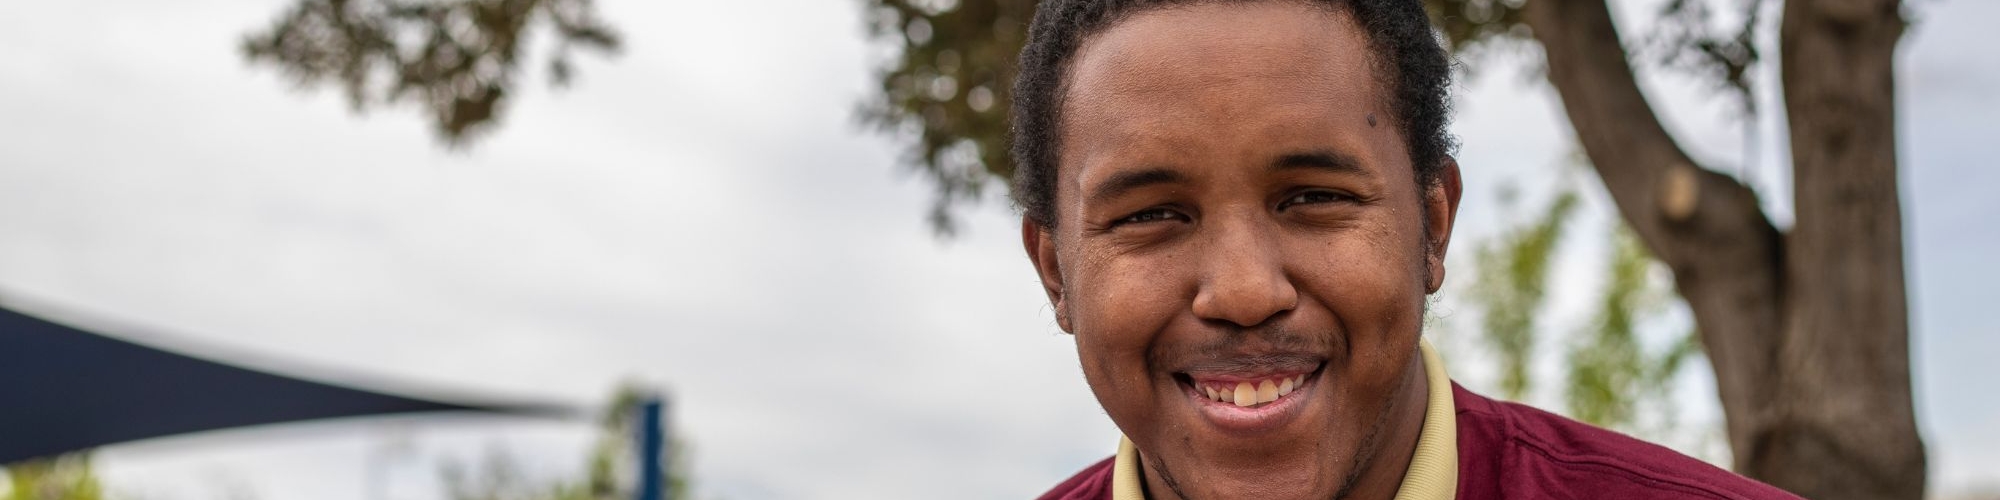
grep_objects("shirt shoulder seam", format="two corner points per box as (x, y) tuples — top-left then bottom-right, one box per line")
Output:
(1505, 432), (1756, 500)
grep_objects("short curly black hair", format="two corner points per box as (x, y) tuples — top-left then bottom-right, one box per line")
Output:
(1009, 0), (1455, 228)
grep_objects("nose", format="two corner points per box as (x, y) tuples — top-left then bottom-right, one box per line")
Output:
(1190, 219), (1299, 328)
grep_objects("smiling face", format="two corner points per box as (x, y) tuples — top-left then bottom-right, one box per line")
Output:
(1021, 2), (1461, 499)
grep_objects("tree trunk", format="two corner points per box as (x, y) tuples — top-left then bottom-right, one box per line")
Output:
(1761, 0), (1924, 497)
(1521, 0), (1925, 498)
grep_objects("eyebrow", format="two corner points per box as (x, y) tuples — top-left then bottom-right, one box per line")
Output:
(1272, 150), (1367, 175)
(1082, 151), (1366, 206)
(1086, 167), (1186, 206)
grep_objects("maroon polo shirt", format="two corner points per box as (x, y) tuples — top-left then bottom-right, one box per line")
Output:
(1037, 382), (1800, 500)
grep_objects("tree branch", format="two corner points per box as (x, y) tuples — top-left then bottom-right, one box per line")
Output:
(1523, 0), (1786, 469)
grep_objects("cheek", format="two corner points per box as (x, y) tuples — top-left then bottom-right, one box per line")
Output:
(1066, 252), (1185, 404)
(1293, 219), (1430, 345)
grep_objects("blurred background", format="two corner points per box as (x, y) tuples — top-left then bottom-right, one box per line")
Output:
(0, 0), (1993, 499)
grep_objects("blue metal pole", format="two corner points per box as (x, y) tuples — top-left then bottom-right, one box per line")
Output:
(637, 396), (665, 500)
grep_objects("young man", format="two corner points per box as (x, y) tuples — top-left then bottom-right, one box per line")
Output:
(1010, 1), (1802, 498)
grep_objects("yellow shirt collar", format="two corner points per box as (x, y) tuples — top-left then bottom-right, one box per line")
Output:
(1111, 339), (1458, 500)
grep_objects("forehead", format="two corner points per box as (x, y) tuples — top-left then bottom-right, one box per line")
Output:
(1055, 2), (1394, 192)
(1063, 2), (1380, 114)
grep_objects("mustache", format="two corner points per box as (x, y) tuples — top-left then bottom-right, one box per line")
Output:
(1150, 322), (1339, 372)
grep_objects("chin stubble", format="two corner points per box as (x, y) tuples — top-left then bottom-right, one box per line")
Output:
(1332, 395), (1395, 499)
(1139, 381), (1399, 500)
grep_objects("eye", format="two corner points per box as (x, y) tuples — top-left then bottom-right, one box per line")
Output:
(1278, 190), (1354, 210)
(1116, 207), (1187, 225)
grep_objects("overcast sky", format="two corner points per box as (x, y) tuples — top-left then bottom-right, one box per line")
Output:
(1, 0), (1994, 499)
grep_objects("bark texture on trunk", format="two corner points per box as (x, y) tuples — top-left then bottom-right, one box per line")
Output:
(1766, 0), (1924, 497)
(1521, 0), (1924, 498)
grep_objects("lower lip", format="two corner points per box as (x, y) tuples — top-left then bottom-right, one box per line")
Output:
(1182, 368), (1322, 435)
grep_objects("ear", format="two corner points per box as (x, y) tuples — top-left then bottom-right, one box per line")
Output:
(1022, 218), (1074, 333)
(1423, 157), (1464, 294)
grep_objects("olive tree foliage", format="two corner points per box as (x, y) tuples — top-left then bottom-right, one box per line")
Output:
(1563, 225), (1700, 430)
(858, 0), (1036, 236)
(2, 454), (103, 500)
(242, 0), (621, 145)
(1471, 186), (1577, 401)
(1468, 176), (1701, 436)
(862, 0), (1926, 498)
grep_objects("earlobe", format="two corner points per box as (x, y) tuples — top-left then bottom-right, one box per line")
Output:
(1022, 219), (1074, 333)
(1425, 158), (1464, 293)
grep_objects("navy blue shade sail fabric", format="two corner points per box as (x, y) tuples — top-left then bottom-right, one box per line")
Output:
(0, 304), (561, 463)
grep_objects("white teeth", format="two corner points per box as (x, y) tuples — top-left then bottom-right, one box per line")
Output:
(1199, 373), (1311, 405)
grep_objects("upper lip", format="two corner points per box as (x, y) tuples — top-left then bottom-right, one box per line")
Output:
(1173, 352), (1325, 381)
